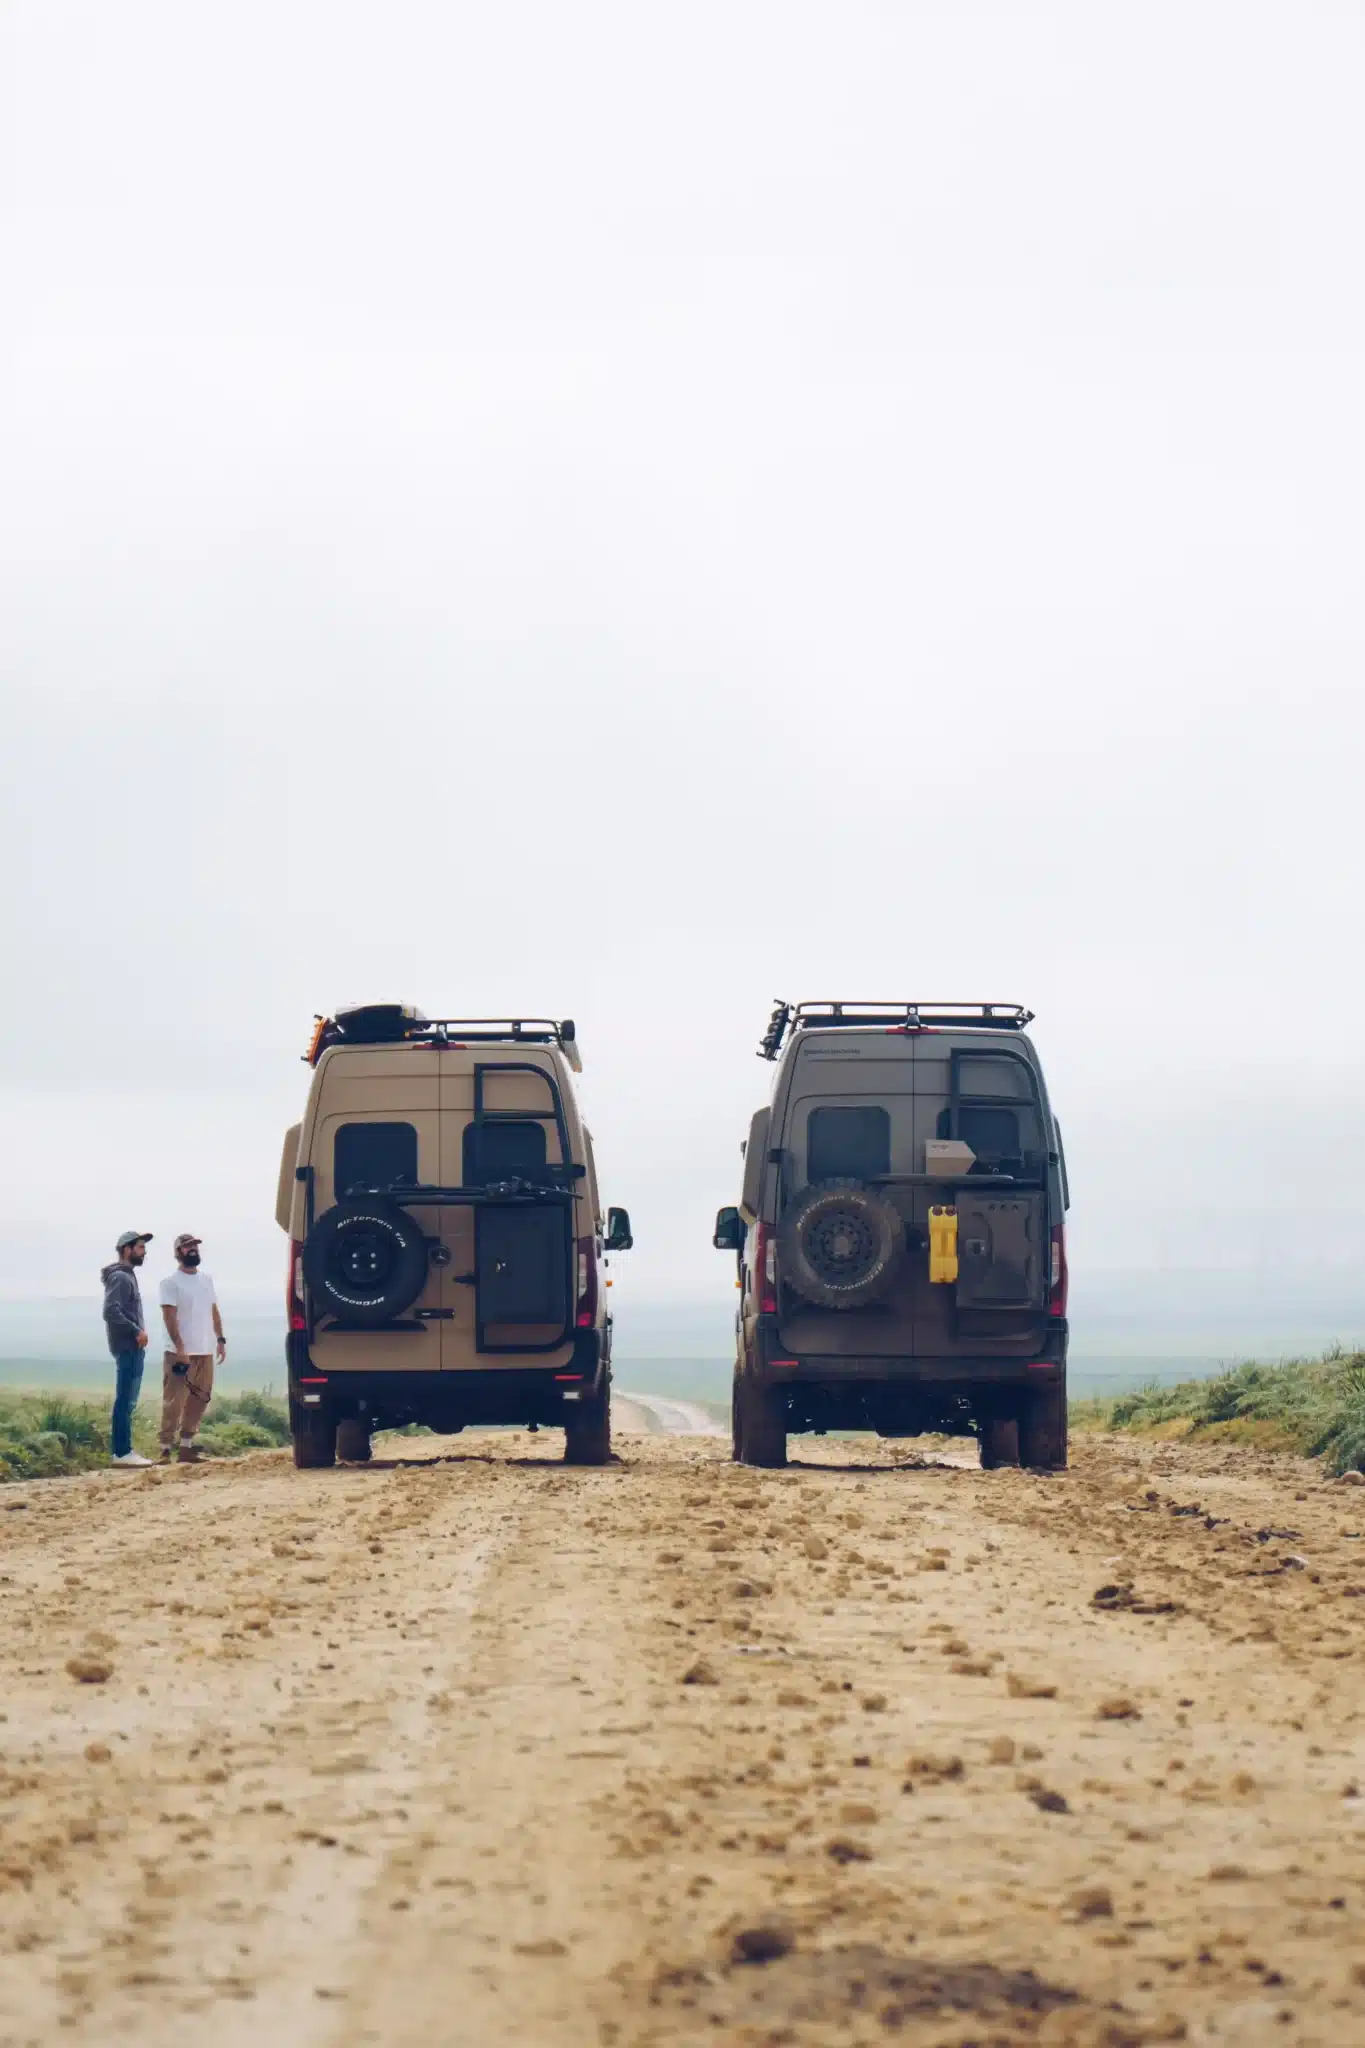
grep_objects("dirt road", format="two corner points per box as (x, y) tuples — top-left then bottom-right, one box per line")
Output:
(3, 1423), (1364, 2047)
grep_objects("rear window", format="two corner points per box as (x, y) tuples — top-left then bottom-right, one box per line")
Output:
(807, 1104), (890, 1182)
(955, 1103), (1027, 1161)
(334, 1121), (418, 1194)
(941, 1049), (1043, 1167)
(463, 1120), (548, 1184)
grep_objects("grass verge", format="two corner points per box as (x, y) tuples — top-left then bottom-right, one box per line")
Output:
(0, 1387), (291, 1483)
(1070, 1348), (1365, 1473)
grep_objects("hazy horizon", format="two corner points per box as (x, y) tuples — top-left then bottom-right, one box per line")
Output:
(5, 3), (1363, 1320)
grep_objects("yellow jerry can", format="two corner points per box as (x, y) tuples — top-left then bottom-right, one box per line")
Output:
(928, 1205), (959, 1285)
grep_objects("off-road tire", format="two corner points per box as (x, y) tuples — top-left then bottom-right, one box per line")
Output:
(564, 1382), (612, 1466)
(290, 1401), (337, 1470)
(778, 1179), (906, 1311)
(730, 1364), (745, 1461)
(1019, 1376), (1068, 1471)
(336, 1418), (372, 1463)
(736, 1370), (787, 1468)
(303, 1199), (429, 1328)
(979, 1412), (1021, 1470)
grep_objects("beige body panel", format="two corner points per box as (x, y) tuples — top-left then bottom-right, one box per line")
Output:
(285, 1042), (595, 1375)
(275, 1124), (301, 1232)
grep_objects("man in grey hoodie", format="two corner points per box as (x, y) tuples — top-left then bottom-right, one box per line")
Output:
(101, 1231), (154, 1467)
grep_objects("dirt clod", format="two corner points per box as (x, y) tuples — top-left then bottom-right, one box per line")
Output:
(1066, 1884), (1114, 1918)
(731, 1922), (794, 1964)
(825, 1834), (873, 1863)
(65, 1656), (113, 1685)
(1008, 1672), (1058, 1699)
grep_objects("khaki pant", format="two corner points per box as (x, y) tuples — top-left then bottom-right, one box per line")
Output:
(160, 1352), (214, 1447)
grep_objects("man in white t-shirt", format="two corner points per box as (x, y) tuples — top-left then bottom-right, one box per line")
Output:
(158, 1233), (226, 1463)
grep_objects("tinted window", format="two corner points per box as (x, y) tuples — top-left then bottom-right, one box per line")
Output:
(807, 1105), (890, 1182)
(334, 1121), (418, 1194)
(957, 1104), (1023, 1161)
(463, 1120), (548, 1183)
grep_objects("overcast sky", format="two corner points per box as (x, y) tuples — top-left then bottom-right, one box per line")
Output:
(2, 3), (1363, 1332)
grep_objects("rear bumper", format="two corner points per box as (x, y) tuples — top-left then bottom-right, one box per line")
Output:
(757, 1321), (1067, 1388)
(287, 1328), (606, 1428)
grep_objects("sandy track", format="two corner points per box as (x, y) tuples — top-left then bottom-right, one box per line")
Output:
(2, 1426), (1364, 2046)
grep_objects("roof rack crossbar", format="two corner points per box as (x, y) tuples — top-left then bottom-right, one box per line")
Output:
(758, 999), (1035, 1059)
(306, 1012), (581, 1067)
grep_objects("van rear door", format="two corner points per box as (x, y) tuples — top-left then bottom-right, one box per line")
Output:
(437, 1054), (575, 1370)
(309, 1065), (443, 1376)
(910, 1036), (1048, 1361)
(775, 1053), (916, 1360)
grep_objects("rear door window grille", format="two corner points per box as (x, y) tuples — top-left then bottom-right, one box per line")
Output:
(463, 1119), (548, 1184)
(334, 1121), (418, 1195)
(807, 1105), (890, 1183)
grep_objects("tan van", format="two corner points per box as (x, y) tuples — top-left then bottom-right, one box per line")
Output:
(276, 1005), (632, 1468)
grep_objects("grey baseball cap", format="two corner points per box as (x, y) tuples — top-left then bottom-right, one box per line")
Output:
(115, 1230), (153, 1250)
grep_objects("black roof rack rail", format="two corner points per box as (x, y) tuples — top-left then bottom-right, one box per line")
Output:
(758, 1000), (1034, 1060)
(306, 1008), (580, 1068)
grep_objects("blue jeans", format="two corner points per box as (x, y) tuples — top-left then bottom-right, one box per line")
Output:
(111, 1348), (144, 1457)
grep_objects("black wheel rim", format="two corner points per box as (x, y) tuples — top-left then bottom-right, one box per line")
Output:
(803, 1205), (878, 1287)
(329, 1224), (399, 1293)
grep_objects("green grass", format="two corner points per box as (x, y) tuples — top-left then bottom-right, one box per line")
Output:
(1070, 1347), (1365, 1473)
(0, 1386), (292, 1483)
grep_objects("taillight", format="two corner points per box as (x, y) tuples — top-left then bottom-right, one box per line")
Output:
(575, 1238), (597, 1328)
(756, 1222), (778, 1315)
(288, 1240), (306, 1331)
(1048, 1225), (1068, 1318)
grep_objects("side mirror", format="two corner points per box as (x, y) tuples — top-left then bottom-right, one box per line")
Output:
(713, 1205), (743, 1251)
(604, 1206), (633, 1252)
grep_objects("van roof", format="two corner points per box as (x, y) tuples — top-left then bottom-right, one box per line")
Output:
(758, 1000), (1034, 1061)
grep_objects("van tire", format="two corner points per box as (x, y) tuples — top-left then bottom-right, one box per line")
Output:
(979, 1412), (1020, 1469)
(779, 1179), (906, 1311)
(1019, 1378), (1068, 1470)
(303, 1200), (429, 1328)
(336, 1419), (372, 1463)
(290, 1402), (337, 1470)
(736, 1371), (787, 1468)
(564, 1384), (612, 1466)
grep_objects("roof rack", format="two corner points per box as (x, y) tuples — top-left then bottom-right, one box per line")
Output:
(758, 1000), (1034, 1060)
(306, 1006), (581, 1071)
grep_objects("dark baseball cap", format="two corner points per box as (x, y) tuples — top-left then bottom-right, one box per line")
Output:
(115, 1230), (153, 1250)
(174, 1233), (202, 1253)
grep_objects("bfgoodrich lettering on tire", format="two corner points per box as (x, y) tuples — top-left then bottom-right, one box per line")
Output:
(778, 1178), (906, 1311)
(303, 1200), (429, 1327)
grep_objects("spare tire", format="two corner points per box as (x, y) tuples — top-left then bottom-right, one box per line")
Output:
(303, 1200), (428, 1326)
(778, 1178), (905, 1311)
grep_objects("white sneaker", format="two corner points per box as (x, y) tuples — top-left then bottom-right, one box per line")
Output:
(111, 1451), (154, 1467)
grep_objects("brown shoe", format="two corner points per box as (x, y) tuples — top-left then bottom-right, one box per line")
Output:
(159, 1447), (175, 1463)
(176, 1444), (203, 1464)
